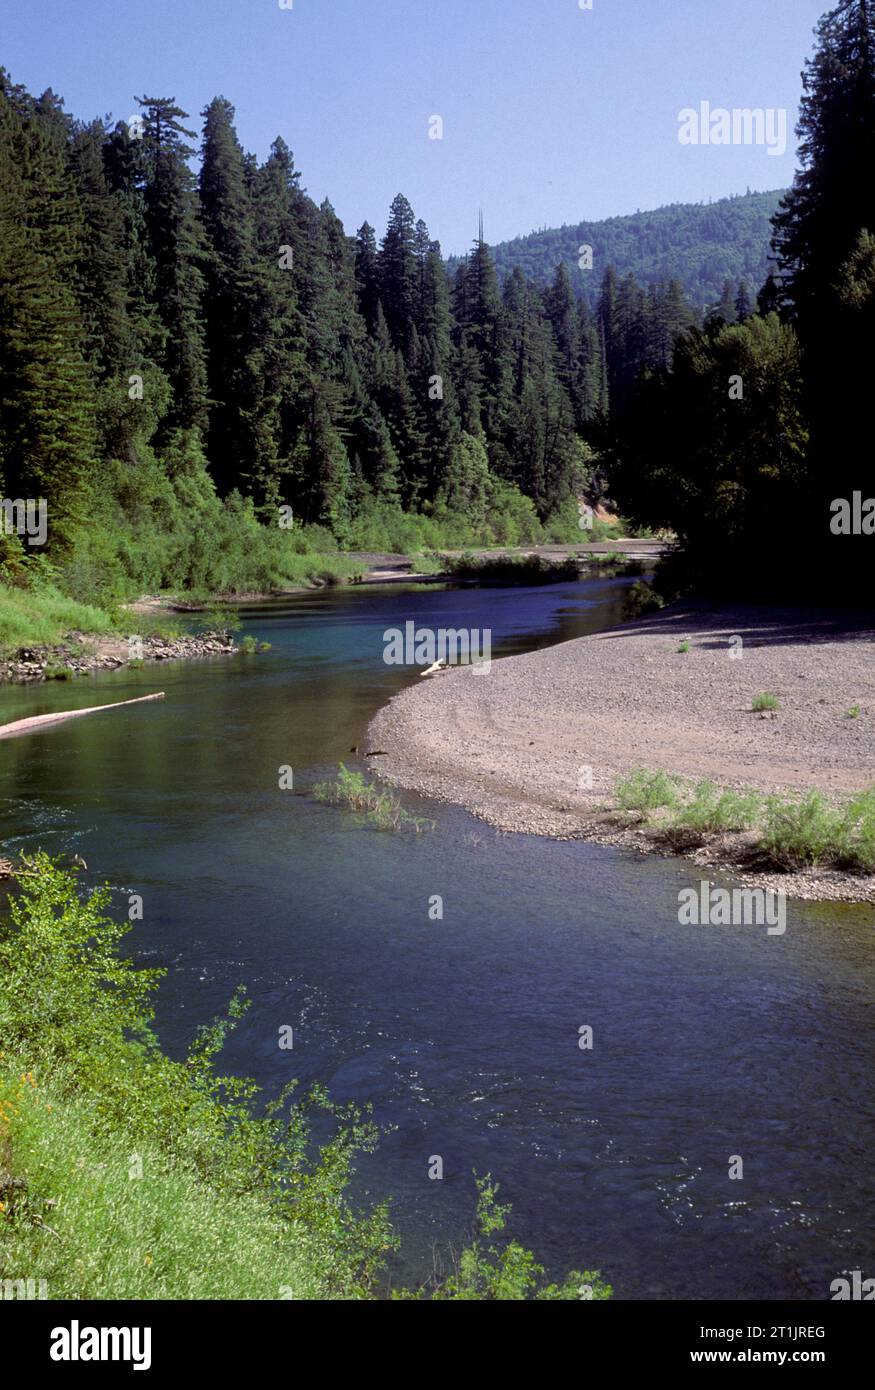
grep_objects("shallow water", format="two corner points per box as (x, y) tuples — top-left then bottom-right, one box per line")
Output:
(2, 576), (873, 1299)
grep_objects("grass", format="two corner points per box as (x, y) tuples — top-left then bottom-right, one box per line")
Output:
(0, 1064), (326, 1300)
(0, 585), (113, 653)
(0, 856), (608, 1300)
(677, 639), (691, 654)
(847, 704), (861, 719)
(614, 768), (683, 816)
(751, 692), (780, 712)
(672, 780), (761, 834)
(42, 665), (74, 681)
(313, 763), (434, 833)
(612, 770), (875, 874)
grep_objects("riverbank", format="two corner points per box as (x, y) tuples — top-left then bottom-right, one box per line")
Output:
(0, 544), (660, 685)
(128, 542), (665, 613)
(0, 630), (236, 685)
(368, 600), (875, 903)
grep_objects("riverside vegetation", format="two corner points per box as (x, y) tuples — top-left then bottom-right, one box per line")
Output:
(0, 857), (611, 1300)
(613, 770), (875, 873)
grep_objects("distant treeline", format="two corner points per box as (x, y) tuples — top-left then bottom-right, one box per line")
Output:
(452, 191), (784, 313)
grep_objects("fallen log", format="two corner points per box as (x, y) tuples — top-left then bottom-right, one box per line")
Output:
(0, 692), (165, 741)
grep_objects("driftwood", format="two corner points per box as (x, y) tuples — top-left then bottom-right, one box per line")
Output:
(0, 692), (165, 741)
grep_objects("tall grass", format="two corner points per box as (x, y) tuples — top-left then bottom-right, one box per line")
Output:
(0, 586), (113, 651)
(314, 763), (434, 833)
(612, 771), (875, 874)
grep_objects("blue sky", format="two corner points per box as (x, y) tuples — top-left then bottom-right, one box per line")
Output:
(2, 0), (826, 254)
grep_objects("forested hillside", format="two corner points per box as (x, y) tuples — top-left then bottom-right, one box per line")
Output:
(454, 191), (783, 312)
(1, 70), (650, 614)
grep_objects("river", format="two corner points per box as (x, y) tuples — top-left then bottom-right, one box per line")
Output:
(1, 573), (873, 1299)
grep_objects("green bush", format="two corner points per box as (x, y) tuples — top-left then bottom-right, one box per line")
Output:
(673, 780), (761, 834)
(760, 791), (843, 868)
(624, 581), (666, 617)
(834, 788), (875, 872)
(614, 768), (682, 815)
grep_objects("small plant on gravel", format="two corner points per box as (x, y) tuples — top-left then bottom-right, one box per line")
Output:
(834, 788), (875, 872)
(760, 790), (843, 869)
(43, 665), (74, 681)
(671, 780), (761, 834)
(677, 639), (691, 654)
(751, 692), (780, 712)
(314, 763), (434, 833)
(847, 704), (861, 719)
(614, 768), (682, 816)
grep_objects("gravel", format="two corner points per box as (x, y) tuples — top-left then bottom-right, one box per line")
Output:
(367, 600), (875, 903)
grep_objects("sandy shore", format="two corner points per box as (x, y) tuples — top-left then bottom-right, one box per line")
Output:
(368, 601), (875, 902)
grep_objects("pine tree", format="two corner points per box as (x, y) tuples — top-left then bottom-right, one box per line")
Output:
(137, 95), (208, 436)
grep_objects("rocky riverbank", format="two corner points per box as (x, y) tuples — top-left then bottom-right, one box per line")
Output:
(0, 631), (236, 684)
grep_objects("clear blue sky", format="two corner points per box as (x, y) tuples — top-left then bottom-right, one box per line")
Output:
(2, 0), (827, 254)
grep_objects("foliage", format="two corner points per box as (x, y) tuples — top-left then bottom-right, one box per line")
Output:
(623, 580), (666, 617)
(672, 780), (761, 834)
(611, 770), (875, 874)
(313, 763), (434, 833)
(614, 768), (682, 815)
(394, 1176), (612, 1301)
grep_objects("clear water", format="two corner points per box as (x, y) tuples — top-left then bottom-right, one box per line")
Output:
(2, 576), (873, 1299)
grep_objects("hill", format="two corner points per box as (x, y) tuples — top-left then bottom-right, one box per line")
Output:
(450, 190), (784, 309)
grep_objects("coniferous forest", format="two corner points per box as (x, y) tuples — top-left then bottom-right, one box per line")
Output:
(1, 0), (874, 618)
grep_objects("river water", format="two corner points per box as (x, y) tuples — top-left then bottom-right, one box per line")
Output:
(1, 575), (873, 1299)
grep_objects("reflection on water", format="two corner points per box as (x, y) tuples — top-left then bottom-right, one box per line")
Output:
(2, 576), (874, 1299)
